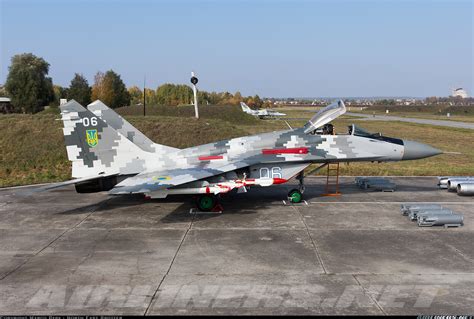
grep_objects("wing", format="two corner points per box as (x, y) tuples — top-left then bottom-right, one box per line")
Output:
(269, 110), (286, 116)
(109, 161), (250, 194)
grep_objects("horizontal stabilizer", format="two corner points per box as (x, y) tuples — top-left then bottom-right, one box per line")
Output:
(16, 173), (119, 197)
(44, 173), (119, 190)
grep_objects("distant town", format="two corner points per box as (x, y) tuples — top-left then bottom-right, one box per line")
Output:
(1, 84), (472, 114)
(268, 88), (472, 107)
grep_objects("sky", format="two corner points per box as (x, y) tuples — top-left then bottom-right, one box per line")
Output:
(0, 0), (472, 98)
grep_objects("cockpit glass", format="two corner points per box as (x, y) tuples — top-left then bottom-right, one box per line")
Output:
(348, 124), (403, 145)
(352, 125), (372, 137)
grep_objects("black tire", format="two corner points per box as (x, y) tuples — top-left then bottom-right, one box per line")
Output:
(288, 189), (303, 203)
(197, 195), (217, 212)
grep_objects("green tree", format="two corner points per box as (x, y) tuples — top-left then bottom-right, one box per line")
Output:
(52, 85), (68, 107)
(5, 53), (55, 113)
(91, 70), (130, 108)
(197, 91), (209, 105)
(245, 97), (255, 107)
(91, 72), (105, 102)
(253, 95), (263, 108)
(144, 88), (156, 105)
(206, 91), (221, 105)
(155, 83), (193, 106)
(221, 92), (233, 104)
(67, 73), (91, 105)
(224, 91), (243, 105)
(128, 86), (143, 105)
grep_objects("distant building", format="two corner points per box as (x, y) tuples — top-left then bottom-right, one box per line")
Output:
(452, 88), (468, 98)
(0, 97), (13, 113)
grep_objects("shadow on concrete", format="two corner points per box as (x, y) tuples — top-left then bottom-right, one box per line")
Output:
(54, 184), (322, 217)
(56, 195), (146, 215)
(54, 180), (440, 216)
(158, 190), (287, 223)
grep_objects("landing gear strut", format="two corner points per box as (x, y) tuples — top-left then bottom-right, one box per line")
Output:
(288, 171), (305, 203)
(296, 170), (306, 194)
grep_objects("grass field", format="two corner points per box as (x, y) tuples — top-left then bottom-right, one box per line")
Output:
(116, 104), (260, 125)
(1, 106), (473, 187)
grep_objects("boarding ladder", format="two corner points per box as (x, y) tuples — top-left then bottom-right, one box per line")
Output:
(323, 162), (341, 196)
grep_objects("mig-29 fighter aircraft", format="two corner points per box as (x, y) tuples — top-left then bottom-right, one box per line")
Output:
(240, 102), (286, 119)
(54, 99), (441, 211)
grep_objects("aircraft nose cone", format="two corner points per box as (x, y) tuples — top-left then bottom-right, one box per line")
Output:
(402, 140), (442, 160)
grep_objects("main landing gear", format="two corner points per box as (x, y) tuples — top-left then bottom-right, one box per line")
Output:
(288, 171), (305, 203)
(288, 189), (303, 203)
(196, 194), (222, 212)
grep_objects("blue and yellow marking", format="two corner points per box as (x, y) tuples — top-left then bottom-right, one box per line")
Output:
(86, 129), (98, 147)
(152, 176), (171, 181)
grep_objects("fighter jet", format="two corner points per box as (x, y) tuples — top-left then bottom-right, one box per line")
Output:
(53, 99), (441, 211)
(240, 102), (286, 119)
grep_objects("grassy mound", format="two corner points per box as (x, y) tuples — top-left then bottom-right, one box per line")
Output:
(116, 104), (259, 125)
(0, 114), (70, 187)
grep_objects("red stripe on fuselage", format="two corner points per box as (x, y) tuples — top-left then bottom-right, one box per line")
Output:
(262, 147), (308, 155)
(198, 155), (224, 161)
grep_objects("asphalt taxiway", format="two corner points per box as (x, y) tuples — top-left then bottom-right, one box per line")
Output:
(346, 112), (474, 130)
(0, 177), (473, 315)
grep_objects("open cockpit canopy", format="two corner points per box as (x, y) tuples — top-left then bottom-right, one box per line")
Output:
(303, 100), (346, 134)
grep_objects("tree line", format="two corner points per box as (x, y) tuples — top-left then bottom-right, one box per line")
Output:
(2, 53), (265, 114)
